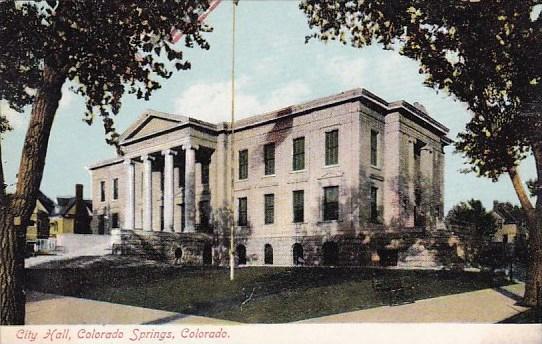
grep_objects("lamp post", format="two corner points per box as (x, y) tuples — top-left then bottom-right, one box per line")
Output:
(229, 0), (239, 281)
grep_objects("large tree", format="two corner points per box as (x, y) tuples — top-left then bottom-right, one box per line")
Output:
(300, 0), (542, 305)
(0, 0), (212, 324)
(445, 199), (497, 265)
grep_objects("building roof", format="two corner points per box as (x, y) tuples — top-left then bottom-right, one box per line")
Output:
(89, 87), (452, 170)
(52, 197), (92, 217)
(492, 202), (523, 225)
(37, 191), (56, 214)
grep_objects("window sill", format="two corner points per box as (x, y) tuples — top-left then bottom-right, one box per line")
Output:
(370, 164), (381, 170)
(290, 169), (306, 174)
(293, 222), (307, 225)
(324, 164), (339, 169)
(262, 174), (276, 178)
(318, 219), (342, 224)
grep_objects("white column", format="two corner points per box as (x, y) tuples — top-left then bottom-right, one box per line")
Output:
(124, 159), (135, 230)
(162, 149), (176, 232)
(184, 144), (198, 233)
(142, 155), (153, 231)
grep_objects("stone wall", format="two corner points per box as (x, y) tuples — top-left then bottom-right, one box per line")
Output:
(111, 229), (214, 265)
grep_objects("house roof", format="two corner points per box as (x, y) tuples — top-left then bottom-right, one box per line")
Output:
(493, 204), (519, 224)
(53, 196), (92, 217)
(37, 191), (55, 214)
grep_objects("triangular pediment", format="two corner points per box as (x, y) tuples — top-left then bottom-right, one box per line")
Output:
(119, 110), (187, 143)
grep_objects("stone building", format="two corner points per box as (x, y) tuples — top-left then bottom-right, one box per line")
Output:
(88, 88), (451, 266)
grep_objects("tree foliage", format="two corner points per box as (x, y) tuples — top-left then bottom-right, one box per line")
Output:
(300, 0), (542, 180)
(0, 0), (214, 325)
(0, 0), (212, 144)
(446, 199), (497, 240)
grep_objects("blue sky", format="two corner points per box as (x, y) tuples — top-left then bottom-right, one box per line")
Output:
(2, 0), (536, 212)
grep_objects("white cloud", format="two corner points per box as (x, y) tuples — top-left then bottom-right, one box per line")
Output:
(325, 56), (367, 89)
(323, 52), (426, 99)
(173, 77), (311, 123)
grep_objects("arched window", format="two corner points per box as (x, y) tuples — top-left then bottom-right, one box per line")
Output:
(264, 244), (273, 265)
(203, 243), (212, 265)
(237, 244), (247, 265)
(293, 243), (304, 265)
(174, 247), (183, 265)
(322, 241), (339, 266)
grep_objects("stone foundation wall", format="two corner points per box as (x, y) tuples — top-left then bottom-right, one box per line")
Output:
(111, 229), (214, 265)
(112, 228), (464, 268)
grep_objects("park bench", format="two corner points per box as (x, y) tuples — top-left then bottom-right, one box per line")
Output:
(372, 274), (415, 306)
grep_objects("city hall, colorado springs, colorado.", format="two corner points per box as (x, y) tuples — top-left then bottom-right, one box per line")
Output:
(88, 88), (452, 267)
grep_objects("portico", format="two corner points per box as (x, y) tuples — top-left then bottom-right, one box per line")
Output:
(122, 144), (212, 233)
(90, 111), (220, 236)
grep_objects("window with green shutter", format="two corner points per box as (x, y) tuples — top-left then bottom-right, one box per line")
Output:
(323, 186), (339, 221)
(113, 178), (119, 200)
(201, 163), (209, 184)
(264, 143), (275, 175)
(370, 130), (379, 166)
(238, 197), (248, 226)
(292, 137), (305, 171)
(293, 190), (304, 223)
(325, 130), (339, 166)
(264, 194), (274, 224)
(370, 186), (380, 223)
(239, 149), (248, 180)
(100, 181), (106, 202)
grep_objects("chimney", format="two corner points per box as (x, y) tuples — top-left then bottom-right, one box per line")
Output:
(75, 184), (84, 201)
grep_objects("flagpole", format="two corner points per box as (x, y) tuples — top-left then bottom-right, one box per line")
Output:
(229, 0), (237, 281)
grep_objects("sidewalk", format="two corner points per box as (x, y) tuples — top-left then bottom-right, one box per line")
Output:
(25, 292), (238, 325)
(26, 284), (530, 324)
(300, 283), (529, 323)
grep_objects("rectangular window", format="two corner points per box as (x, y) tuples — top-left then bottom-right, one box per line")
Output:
(264, 143), (275, 175)
(98, 215), (105, 235)
(264, 194), (274, 224)
(180, 204), (185, 231)
(370, 130), (379, 166)
(292, 137), (305, 171)
(201, 163), (209, 184)
(370, 186), (379, 223)
(100, 181), (106, 202)
(160, 206), (164, 231)
(325, 130), (339, 166)
(238, 197), (248, 226)
(293, 190), (304, 223)
(113, 178), (119, 200)
(323, 186), (339, 221)
(239, 149), (248, 180)
(199, 200), (210, 227)
(111, 213), (119, 229)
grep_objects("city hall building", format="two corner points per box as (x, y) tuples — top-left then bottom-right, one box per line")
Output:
(88, 88), (452, 267)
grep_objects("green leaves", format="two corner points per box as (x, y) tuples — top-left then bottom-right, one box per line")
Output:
(445, 199), (497, 239)
(300, 0), (542, 180)
(0, 0), (213, 146)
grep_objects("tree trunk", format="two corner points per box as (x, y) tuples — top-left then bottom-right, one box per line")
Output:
(0, 64), (65, 325)
(521, 143), (542, 306)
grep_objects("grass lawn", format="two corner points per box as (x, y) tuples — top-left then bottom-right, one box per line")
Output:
(27, 258), (509, 323)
